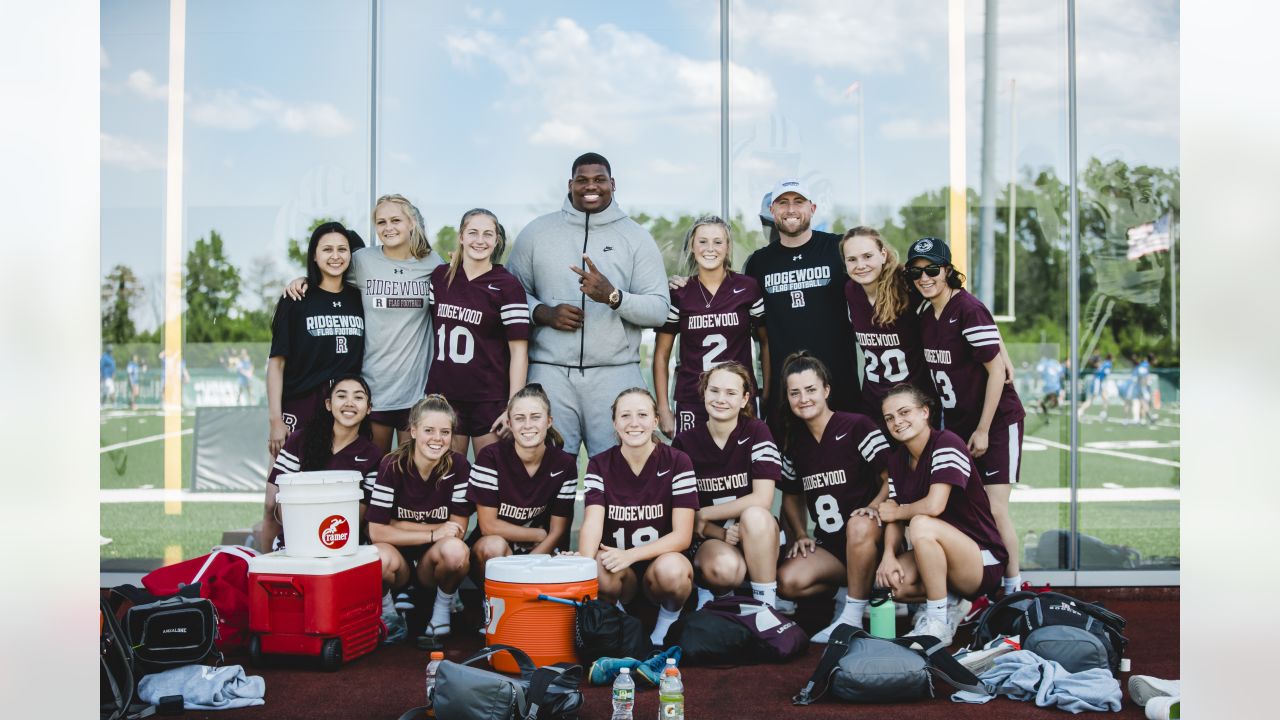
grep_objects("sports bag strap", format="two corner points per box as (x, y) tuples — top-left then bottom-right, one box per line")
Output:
(522, 663), (583, 720)
(792, 623), (857, 705)
(189, 545), (256, 584)
(461, 643), (538, 679)
(897, 634), (991, 696)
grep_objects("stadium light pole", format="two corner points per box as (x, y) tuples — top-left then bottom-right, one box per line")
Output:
(1067, 0), (1080, 575)
(162, 0), (187, 519)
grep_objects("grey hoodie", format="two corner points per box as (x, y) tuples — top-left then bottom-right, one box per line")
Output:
(508, 196), (670, 368)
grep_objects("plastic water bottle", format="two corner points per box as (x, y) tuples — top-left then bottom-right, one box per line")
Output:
(610, 667), (635, 719)
(658, 665), (684, 720)
(425, 650), (444, 717)
(869, 595), (897, 638)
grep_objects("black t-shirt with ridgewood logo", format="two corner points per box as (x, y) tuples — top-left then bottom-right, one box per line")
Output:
(270, 285), (365, 400)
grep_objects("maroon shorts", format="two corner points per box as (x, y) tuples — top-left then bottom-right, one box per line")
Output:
(974, 418), (1024, 485)
(451, 398), (508, 438)
(369, 407), (412, 432)
(673, 401), (709, 435)
(813, 532), (848, 565)
(970, 549), (1007, 599)
(281, 384), (331, 435)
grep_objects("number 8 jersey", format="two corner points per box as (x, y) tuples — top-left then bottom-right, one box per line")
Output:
(424, 264), (530, 402)
(780, 412), (889, 547)
(917, 289), (1024, 438)
(583, 443), (700, 551)
(843, 278), (932, 415)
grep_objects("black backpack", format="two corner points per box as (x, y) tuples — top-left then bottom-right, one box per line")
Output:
(112, 584), (224, 676)
(968, 591), (1128, 673)
(666, 596), (808, 665)
(573, 599), (651, 662)
(101, 596), (184, 720)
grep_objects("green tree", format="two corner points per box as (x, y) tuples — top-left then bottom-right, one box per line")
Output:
(101, 264), (144, 344)
(435, 226), (458, 263)
(287, 217), (346, 271)
(185, 230), (248, 342)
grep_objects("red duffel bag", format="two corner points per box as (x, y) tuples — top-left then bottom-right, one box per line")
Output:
(143, 545), (260, 651)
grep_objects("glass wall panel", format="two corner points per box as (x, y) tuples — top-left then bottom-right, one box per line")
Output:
(100, 0), (372, 569)
(1074, 0), (1180, 570)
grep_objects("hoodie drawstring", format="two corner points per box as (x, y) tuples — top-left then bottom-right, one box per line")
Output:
(577, 212), (590, 375)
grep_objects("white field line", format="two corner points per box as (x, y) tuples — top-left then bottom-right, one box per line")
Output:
(1027, 435), (1180, 469)
(101, 489), (261, 504)
(101, 428), (194, 453)
(1010, 487), (1179, 503)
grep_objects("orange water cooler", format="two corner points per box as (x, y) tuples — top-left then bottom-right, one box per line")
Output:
(483, 554), (598, 673)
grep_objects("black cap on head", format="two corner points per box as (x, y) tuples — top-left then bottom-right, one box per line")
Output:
(906, 237), (951, 265)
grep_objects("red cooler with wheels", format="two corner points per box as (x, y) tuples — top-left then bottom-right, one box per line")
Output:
(247, 545), (382, 671)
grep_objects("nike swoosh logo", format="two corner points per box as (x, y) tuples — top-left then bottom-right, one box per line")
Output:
(550, 470), (564, 477)
(656, 469), (670, 477)
(737, 438), (750, 445)
(835, 433), (848, 441)
(733, 287), (745, 294)
(443, 474), (455, 480)
(488, 284), (500, 291)
(984, 470), (998, 477)
(354, 456), (368, 462)
(949, 318), (959, 323)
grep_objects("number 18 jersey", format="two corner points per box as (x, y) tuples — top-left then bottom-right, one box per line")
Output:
(583, 443), (699, 551)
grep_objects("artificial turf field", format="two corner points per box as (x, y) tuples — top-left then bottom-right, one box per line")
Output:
(100, 401), (1179, 567)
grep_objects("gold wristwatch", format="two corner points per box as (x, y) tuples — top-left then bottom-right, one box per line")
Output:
(607, 288), (622, 309)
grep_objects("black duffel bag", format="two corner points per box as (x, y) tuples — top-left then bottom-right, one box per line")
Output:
(112, 584), (223, 676)
(573, 599), (650, 662)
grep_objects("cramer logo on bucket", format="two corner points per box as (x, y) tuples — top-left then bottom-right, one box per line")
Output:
(319, 515), (352, 549)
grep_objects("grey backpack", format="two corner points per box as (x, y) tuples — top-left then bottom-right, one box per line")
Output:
(398, 644), (583, 720)
(969, 591), (1128, 674)
(793, 625), (990, 705)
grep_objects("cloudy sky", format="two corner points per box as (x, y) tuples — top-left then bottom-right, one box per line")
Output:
(101, 0), (1178, 325)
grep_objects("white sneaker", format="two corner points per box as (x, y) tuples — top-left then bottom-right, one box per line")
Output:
(811, 619), (856, 644)
(774, 597), (798, 616)
(945, 597), (972, 636)
(1144, 696), (1180, 720)
(695, 587), (714, 611)
(911, 616), (954, 646)
(1129, 675), (1181, 707)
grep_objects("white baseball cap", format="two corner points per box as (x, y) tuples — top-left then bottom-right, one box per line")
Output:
(769, 178), (813, 204)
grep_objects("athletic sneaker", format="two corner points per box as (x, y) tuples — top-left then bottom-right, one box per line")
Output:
(587, 656), (640, 686)
(810, 620), (856, 644)
(394, 592), (415, 612)
(773, 597), (798, 616)
(960, 595), (990, 626)
(946, 597), (972, 637)
(910, 616), (955, 647)
(635, 646), (683, 686)
(1129, 675), (1181, 707)
(1144, 696), (1180, 720)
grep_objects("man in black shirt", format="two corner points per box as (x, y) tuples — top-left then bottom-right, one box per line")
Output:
(743, 179), (857, 430)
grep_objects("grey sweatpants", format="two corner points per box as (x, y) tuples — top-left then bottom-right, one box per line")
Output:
(528, 362), (645, 458)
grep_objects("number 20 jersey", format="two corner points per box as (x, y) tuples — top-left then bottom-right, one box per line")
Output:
(583, 443), (699, 551)
(844, 278), (933, 415)
(779, 412), (889, 546)
(917, 289), (1024, 438)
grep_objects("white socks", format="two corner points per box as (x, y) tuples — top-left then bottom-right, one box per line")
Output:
(835, 595), (869, 626)
(695, 586), (714, 611)
(381, 590), (395, 615)
(651, 606), (681, 647)
(925, 597), (948, 625)
(1003, 575), (1023, 594)
(431, 589), (456, 633)
(750, 581), (778, 609)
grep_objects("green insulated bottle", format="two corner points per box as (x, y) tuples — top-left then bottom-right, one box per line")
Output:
(869, 594), (897, 638)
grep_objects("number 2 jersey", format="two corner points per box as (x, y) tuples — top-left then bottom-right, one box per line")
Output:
(672, 417), (781, 512)
(466, 439), (578, 531)
(917, 289), (1024, 438)
(424, 264), (530, 402)
(884, 429), (1007, 566)
(843, 279), (932, 416)
(780, 411), (889, 546)
(583, 443), (699, 551)
(660, 271), (764, 403)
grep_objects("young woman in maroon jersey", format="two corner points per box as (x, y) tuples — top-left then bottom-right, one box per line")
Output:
(654, 216), (768, 438)
(366, 395), (474, 637)
(260, 374), (382, 552)
(840, 227), (932, 416)
(267, 222), (365, 457)
(871, 384), (1009, 646)
(671, 362), (781, 608)
(425, 208), (529, 458)
(578, 387), (699, 646)
(774, 352), (892, 643)
(906, 237), (1025, 595)
(467, 383), (578, 578)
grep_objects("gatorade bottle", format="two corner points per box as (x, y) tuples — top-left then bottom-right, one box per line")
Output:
(611, 667), (635, 720)
(424, 651), (444, 717)
(657, 665), (684, 720)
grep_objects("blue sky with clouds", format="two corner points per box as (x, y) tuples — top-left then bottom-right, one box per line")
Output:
(101, 0), (1177, 327)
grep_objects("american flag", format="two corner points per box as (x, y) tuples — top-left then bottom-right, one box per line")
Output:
(1126, 213), (1172, 261)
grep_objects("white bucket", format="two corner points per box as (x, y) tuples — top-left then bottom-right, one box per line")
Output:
(276, 470), (363, 558)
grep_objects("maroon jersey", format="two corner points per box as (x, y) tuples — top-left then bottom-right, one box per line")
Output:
(467, 439), (577, 529)
(365, 451), (474, 525)
(425, 264), (530, 401)
(660, 271), (764, 403)
(884, 429), (1007, 564)
(583, 443), (699, 551)
(779, 411), (889, 546)
(672, 417), (780, 510)
(267, 431), (383, 548)
(917, 290), (1025, 437)
(844, 279), (932, 414)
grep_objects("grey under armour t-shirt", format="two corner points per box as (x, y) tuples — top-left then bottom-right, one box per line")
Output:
(348, 245), (443, 411)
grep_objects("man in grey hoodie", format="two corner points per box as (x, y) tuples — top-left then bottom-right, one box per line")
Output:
(507, 153), (670, 457)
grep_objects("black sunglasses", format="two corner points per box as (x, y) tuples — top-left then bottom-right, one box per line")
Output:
(904, 264), (945, 281)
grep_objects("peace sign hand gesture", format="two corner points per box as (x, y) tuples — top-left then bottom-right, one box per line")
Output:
(570, 254), (616, 306)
